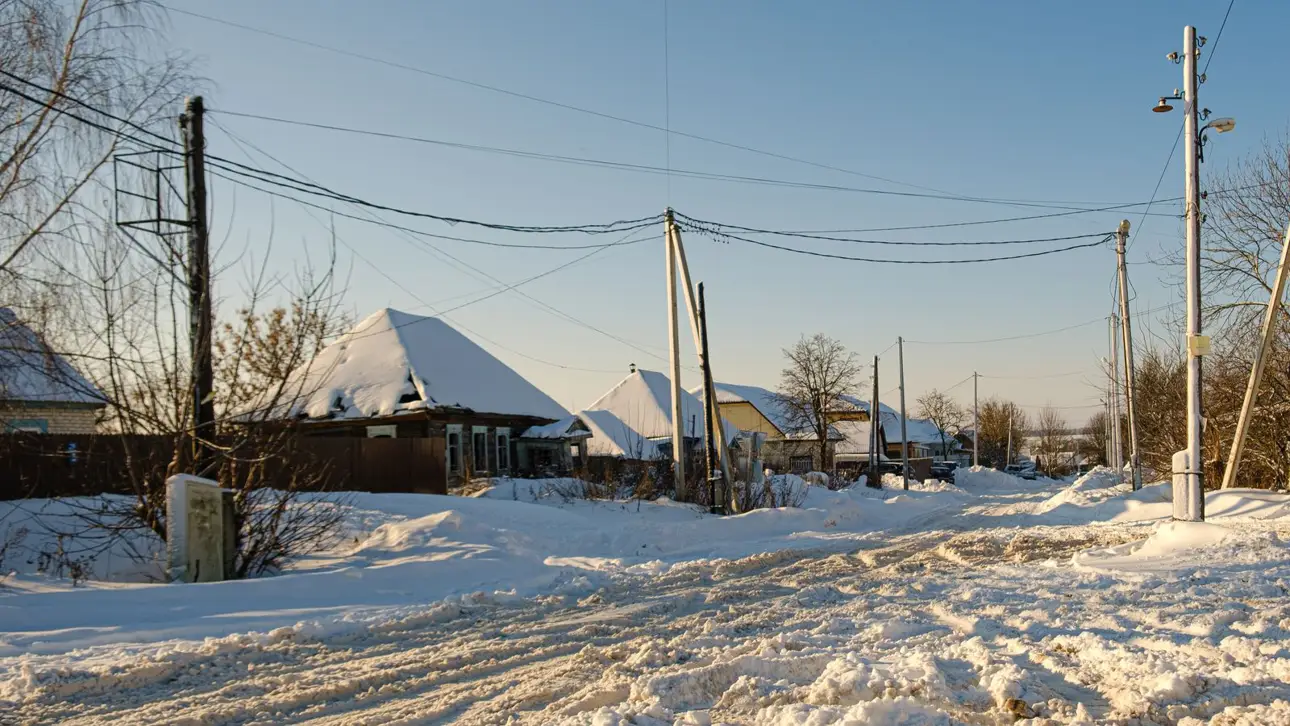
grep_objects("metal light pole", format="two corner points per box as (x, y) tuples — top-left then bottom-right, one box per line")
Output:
(1153, 26), (1234, 520)
(1180, 25), (1205, 521)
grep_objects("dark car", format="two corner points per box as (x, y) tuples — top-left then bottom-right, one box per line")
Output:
(929, 462), (958, 480)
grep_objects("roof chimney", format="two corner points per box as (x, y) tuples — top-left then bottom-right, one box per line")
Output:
(629, 363), (637, 373)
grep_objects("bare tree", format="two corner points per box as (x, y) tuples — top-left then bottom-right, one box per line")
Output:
(1080, 410), (1109, 467)
(1034, 406), (1073, 477)
(977, 398), (1028, 468)
(774, 334), (862, 471)
(915, 388), (964, 459)
(0, 0), (191, 284)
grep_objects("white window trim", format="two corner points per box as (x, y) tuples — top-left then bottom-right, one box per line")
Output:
(446, 424), (463, 476)
(471, 425), (489, 475)
(495, 427), (510, 474)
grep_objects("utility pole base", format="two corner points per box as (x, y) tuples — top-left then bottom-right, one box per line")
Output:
(1171, 450), (1204, 521)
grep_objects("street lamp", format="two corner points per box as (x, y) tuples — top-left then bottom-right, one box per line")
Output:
(1153, 25), (1235, 522)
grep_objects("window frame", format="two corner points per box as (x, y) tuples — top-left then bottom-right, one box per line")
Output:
(495, 427), (510, 474)
(446, 424), (462, 475)
(471, 425), (489, 475)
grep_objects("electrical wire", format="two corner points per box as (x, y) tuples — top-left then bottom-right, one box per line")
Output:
(206, 155), (662, 235)
(681, 223), (1113, 264)
(772, 201), (1183, 233)
(211, 118), (681, 369)
(0, 69), (181, 150)
(208, 108), (1188, 218)
(677, 212), (1114, 247)
(208, 170), (659, 251)
(163, 4), (1046, 201)
(905, 301), (1183, 346)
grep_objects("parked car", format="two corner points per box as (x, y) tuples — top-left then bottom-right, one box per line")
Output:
(1004, 463), (1038, 480)
(929, 462), (958, 480)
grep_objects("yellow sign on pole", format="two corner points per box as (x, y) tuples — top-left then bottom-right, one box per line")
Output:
(1188, 334), (1211, 357)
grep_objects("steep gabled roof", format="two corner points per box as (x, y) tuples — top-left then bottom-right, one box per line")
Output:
(0, 309), (104, 406)
(577, 409), (661, 459)
(589, 369), (738, 444)
(262, 308), (569, 421)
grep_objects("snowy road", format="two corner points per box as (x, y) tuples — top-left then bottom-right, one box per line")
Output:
(6, 476), (1290, 725)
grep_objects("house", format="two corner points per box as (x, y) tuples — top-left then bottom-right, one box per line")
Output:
(254, 308), (570, 489)
(831, 419), (889, 474)
(516, 408), (660, 471)
(699, 382), (840, 474)
(589, 368), (739, 460)
(874, 413), (958, 460)
(0, 308), (104, 433)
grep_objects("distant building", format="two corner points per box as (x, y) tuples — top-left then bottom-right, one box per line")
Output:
(699, 382), (839, 474)
(0, 308), (104, 434)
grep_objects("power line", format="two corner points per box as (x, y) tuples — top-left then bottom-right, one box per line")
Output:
(206, 155), (662, 235)
(678, 212), (1115, 247)
(905, 301), (1183, 345)
(209, 170), (658, 251)
(774, 201), (1183, 234)
(211, 119), (681, 370)
(681, 223), (1113, 264)
(0, 69), (181, 150)
(980, 370), (1087, 380)
(208, 108), (1189, 217)
(162, 5), (1009, 199)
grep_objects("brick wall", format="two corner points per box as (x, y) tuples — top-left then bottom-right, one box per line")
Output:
(0, 404), (100, 434)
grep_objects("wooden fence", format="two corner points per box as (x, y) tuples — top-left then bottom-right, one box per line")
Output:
(0, 434), (446, 501)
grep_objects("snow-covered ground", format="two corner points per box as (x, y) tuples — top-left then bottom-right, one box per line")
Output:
(2, 469), (1290, 724)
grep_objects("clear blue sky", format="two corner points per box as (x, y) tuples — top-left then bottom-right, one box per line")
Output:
(162, 0), (1288, 423)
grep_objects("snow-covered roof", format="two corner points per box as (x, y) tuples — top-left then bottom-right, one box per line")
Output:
(578, 409), (660, 459)
(832, 420), (883, 457)
(589, 369), (738, 444)
(832, 394), (900, 418)
(260, 308), (569, 421)
(874, 413), (949, 445)
(0, 309), (104, 406)
(520, 415), (592, 440)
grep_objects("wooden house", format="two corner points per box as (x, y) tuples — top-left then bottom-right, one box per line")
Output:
(251, 308), (570, 490)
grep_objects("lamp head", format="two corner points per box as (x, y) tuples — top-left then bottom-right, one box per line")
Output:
(1206, 117), (1236, 133)
(1152, 97), (1175, 113)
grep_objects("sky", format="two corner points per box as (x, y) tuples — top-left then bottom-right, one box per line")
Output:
(156, 0), (1290, 425)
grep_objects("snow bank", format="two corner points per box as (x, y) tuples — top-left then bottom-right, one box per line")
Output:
(0, 480), (969, 656)
(953, 466), (1028, 490)
(1074, 519), (1285, 574)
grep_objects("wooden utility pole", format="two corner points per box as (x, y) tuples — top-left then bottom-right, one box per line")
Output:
(1005, 411), (1013, 468)
(698, 283), (723, 513)
(1116, 220), (1143, 490)
(669, 219), (733, 486)
(867, 356), (881, 488)
(1108, 315), (1123, 475)
(180, 96), (214, 474)
(1222, 218), (1290, 489)
(664, 210), (687, 499)
(898, 337), (909, 489)
(972, 372), (979, 468)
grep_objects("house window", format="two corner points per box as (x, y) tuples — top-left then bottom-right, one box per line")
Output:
(790, 455), (813, 474)
(495, 428), (510, 474)
(6, 418), (49, 433)
(472, 425), (488, 474)
(446, 424), (462, 475)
